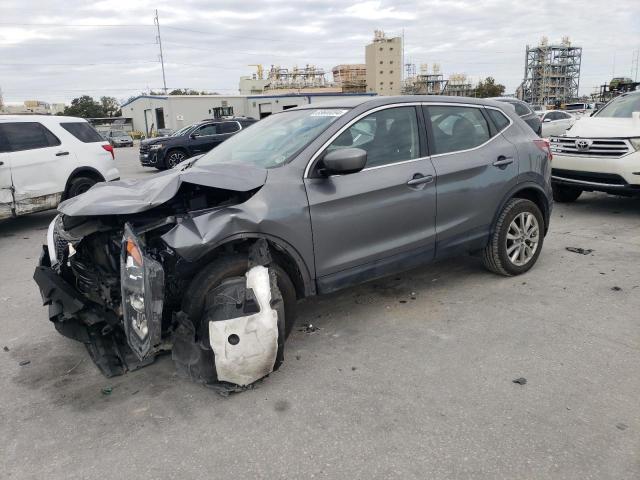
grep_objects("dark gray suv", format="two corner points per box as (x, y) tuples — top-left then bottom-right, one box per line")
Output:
(34, 96), (553, 391)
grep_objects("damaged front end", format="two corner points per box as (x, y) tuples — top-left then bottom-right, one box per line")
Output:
(33, 163), (288, 390)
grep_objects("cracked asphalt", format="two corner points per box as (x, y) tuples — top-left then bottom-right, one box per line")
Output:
(1, 145), (639, 479)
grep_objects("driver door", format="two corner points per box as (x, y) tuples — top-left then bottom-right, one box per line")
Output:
(304, 105), (437, 292)
(189, 123), (221, 154)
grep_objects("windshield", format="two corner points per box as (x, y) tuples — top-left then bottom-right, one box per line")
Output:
(112, 131), (128, 137)
(595, 94), (640, 118)
(196, 108), (349, 169)
(172, 125), (193, 137)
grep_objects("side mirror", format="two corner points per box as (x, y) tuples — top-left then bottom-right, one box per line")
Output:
(321, 148), (367, 176)
(543, 118), (551, 123)
(190, 133), (199, 139)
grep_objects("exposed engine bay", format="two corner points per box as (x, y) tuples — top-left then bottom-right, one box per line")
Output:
(33, 163), (293, 392)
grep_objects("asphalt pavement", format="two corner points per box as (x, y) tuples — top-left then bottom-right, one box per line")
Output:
(1, 145), (639, 479)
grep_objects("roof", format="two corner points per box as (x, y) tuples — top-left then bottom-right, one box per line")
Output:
(294, 95), (511, 110)
(0, 114), (88, 123)
(121, 92), (378, 108)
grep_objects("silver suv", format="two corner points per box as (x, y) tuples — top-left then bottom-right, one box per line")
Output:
(34, 96), (553, 391)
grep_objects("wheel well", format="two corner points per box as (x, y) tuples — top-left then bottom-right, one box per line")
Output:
(512, 187), (549, 232)
(196, 238), (308, 299)
(63, 168), (105, 200)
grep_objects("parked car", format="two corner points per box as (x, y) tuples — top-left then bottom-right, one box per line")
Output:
(490, 98), (542, 135)
(139, 118), (256, 169)
(156, 128), (174, 137)
(0, 115), (119, 220)
(107, 130), (134, 147)
(540, 110), (576, 137)
(563, 102), (599, 117)
(34, 96), (552, 390)
(549, 90), (640, 202)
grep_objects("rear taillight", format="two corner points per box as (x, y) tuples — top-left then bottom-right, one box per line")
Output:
(102, 144), (114, 160)
(533, 138), (552, 161)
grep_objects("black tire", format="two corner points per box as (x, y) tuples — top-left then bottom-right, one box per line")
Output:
(182, 254), (297, 339)
(165, 149), (188, 168)
(552, 184), (582, 203)
(482, 198), (545, 276)
(66, 176), (97, 198)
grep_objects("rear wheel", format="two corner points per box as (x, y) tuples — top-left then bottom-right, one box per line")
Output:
(482, 198), (545, 276)
(66, 176), (97, 198)
(552, 184), (582, 203)
(166, 149), (188, 168)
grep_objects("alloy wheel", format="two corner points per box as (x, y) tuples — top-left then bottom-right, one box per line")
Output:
(505, 212), (539, 266)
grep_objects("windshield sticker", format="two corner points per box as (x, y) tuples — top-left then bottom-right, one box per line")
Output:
(310, 109), (348, 117)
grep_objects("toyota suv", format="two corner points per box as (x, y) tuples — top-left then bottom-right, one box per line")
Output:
(34, 96), (552, 391)
(549, 90), (640, 202)
(1, 115), (119, 220)
(139, 118), (256, 169)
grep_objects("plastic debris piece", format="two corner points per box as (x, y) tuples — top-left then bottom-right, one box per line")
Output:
(565, 247), (593, 255)
(512, 377), (527, 385)
(101, 386), (113, 395)
(611, 286), (622, 291)
(3, 346), (8, 352)
(299, 323), (319, 333)
(18, 360), (30, 366)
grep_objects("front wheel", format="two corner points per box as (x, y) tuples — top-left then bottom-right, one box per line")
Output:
(482, 198), (545, 276)
(66, 176), (97, 198)
(166, 149), (188, 168)
(552, 184), (582, 203)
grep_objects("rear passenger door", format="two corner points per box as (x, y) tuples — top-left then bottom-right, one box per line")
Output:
(424, 104), (518, 257)
(0, 122), (67, 216)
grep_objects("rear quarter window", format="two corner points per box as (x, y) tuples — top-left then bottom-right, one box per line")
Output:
(60, 122), (104, 143)
(486, 109), (510, 131)
(513, 102), (531, 116)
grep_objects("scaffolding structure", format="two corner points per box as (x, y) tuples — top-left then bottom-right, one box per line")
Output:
(519, 36), (582, 106)
(266, 64), (328, 90)
(444, 73), (475, 97)
(402, 63), (448, 95)
(332, 64), (367, 93)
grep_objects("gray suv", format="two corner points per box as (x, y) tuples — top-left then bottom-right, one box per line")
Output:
(34, 96), (553, 391)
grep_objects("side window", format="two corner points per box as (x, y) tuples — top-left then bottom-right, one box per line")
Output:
(486, 109), (510, 131)
(195, 124), (219, 136)
(326, 107), (420, 168)
(60, 122), (103, 143)
(220, 122), (240, 134)
(513, 102), (531, 117)
(546, 112), (560, 121)
(0, 122), (60, 152)
(427, 106), (491, 155)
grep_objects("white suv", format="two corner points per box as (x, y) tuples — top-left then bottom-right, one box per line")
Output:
(549, 91), (640, 202)
(0, 115), (120, 219)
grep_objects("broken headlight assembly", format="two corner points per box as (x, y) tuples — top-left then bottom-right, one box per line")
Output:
(120, 223), (165, 360)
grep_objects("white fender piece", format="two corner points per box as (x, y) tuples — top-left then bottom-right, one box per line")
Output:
(208, 266), (279, 386)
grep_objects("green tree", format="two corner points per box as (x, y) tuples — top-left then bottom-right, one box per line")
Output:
(100, 96), (121, 117)
(63, 95), (105, 118)
(474, 77), (506, 98)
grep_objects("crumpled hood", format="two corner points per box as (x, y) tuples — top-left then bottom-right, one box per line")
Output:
(564, 116), (640, 138)
(58, 163), (268, 216)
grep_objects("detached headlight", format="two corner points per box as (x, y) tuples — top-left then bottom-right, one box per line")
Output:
(121, 224), (164, 360)
(149, 144), (163, 150)
(629, 138), (640, 151)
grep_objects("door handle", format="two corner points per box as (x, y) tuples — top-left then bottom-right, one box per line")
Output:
(55, 151), (70, 156)
(407, 174), (434, 186)
(493, 156), (514, 168)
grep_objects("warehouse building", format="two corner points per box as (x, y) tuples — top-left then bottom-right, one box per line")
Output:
(365, 30), (402, 96)
(121, 92), (375, 135)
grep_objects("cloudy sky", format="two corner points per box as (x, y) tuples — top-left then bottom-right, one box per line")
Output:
(1, 0), (638, 104)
